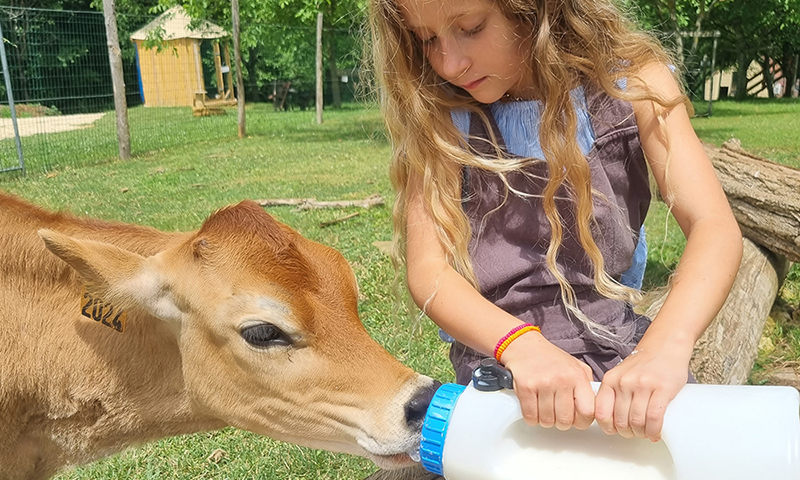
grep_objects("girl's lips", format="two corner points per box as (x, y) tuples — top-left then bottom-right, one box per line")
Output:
(461, 77), (487, 90)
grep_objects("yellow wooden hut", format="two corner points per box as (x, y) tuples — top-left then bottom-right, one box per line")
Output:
(131, 6), (235, 111)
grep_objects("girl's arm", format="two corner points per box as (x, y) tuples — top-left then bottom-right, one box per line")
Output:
(594, 63), (743, 442)
(405, 173), (596, 431)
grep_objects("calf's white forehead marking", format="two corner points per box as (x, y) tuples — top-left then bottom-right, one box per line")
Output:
(257, 297), (290, 317)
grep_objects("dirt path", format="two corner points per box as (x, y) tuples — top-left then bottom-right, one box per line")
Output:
(0, 113), (106, 141)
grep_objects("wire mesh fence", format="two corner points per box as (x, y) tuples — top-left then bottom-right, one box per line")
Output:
(0, 6), (366, 179)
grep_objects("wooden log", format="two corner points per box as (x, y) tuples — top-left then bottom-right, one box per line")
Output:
(256, 194), (384, 210)
(705, 138), (800, 263)
(642, 237), (790, 385)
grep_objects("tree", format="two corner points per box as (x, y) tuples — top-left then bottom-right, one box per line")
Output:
(160, 0), (366, 108)
(626, 0), (800, 99)
(706, 0), (800, 99)
(623, 0), (725, 99)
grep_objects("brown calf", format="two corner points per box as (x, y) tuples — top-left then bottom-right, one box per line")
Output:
(0, 193), (437, 480)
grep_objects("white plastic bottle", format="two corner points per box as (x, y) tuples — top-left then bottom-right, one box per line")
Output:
(419, 359), (800, 480)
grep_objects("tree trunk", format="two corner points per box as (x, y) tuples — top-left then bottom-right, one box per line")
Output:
(101, 0), (131, 160)
(326, 0), (341, 109)
(706, 139), (800, 263)
(245, 47), (260, 103)
(781, 50), (798, 99)
(327, 34), (341, 109)
(643, 238), (790, 385)
(667, 0), (683, 58)
(231, 0), (246, 138)
(316, 13), (323, 125)
(734, 51), (750, 100)
(760, 56), (775, 99)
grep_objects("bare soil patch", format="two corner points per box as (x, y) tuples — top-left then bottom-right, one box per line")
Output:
(0, 113), (106, 141)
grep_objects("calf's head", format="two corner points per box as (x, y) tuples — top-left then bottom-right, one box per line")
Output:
(39, 200), (436, 468)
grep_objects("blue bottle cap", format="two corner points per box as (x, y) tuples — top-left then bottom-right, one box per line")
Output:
(419, 383), (466, 475)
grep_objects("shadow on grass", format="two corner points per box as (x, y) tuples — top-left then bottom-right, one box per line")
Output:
(692, 98), (800, 118)
(642, 259), (677, 292)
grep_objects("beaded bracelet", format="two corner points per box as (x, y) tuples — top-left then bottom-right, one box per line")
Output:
(494, 323), (541, 362)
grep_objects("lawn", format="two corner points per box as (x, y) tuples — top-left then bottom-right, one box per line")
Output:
(1, 98), (798, 479)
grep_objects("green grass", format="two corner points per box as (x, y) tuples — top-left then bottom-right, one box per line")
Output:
(2, 99), (799, 478)
(691, 98), (800, 169)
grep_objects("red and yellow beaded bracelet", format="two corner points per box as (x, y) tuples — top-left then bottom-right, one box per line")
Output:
(494, 323), (541, 362)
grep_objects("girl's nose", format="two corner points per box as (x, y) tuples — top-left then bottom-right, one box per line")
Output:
(435, 37), (470, 81)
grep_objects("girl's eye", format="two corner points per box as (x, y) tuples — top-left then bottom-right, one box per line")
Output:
(463, 20), (485, 37)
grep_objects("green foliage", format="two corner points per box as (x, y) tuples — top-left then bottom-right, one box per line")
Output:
(625, 0), (800, 99)
(164, 0), (368, 102)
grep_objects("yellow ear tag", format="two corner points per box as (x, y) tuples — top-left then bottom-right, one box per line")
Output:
(80, 286), (127, 333)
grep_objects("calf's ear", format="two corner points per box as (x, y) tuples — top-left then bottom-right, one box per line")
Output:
(38, 229), (184, 323)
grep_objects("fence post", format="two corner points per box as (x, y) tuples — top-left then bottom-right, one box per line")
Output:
(101, 0), (131, 160)
(0, 19), (25, 174)
(316, 12), (323, 125)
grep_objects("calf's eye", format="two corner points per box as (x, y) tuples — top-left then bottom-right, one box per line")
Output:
(241, 323), (292, 348)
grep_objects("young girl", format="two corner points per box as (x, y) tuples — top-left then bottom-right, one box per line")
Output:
(367, 0), (742, 456)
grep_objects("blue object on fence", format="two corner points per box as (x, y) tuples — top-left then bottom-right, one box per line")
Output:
(134, 43), (145, 104)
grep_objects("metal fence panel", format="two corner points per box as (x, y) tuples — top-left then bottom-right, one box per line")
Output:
(0, 6), (364, 178)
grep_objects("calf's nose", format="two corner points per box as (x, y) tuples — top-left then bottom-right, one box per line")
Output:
(405, 380), (442, 427)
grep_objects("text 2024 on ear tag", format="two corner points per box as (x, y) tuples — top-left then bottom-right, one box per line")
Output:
(80, 286), (127, 333)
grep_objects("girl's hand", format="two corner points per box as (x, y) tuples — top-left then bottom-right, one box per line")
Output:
(500, 331), (596, 431)
(594, 335), (692, 442)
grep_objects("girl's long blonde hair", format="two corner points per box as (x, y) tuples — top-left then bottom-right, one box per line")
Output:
(368, 0), (689, 340)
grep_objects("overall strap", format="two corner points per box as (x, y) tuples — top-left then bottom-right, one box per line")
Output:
(583, 82), (639, 140)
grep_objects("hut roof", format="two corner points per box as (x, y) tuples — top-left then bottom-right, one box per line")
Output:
(130, 5), (228, 41)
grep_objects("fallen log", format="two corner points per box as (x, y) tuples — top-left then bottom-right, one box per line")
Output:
(256, 194), (384, 210)
(643, 137), (797, 385)
(643, 237), (790, 384)
(705, 139), (800, 263)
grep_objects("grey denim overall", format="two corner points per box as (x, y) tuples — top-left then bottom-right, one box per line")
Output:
(449, 84), (653, 384)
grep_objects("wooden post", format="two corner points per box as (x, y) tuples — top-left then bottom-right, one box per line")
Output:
(213, 41), (225, 97)
(316, 12), (323, 125)
(192, 40), (204, 97)
(231, 0), (245, 138)
(101, 0), (131, 159)
(223, 44), (234, 99)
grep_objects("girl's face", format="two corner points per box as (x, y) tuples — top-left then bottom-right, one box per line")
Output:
(398, 0), (534, 104)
